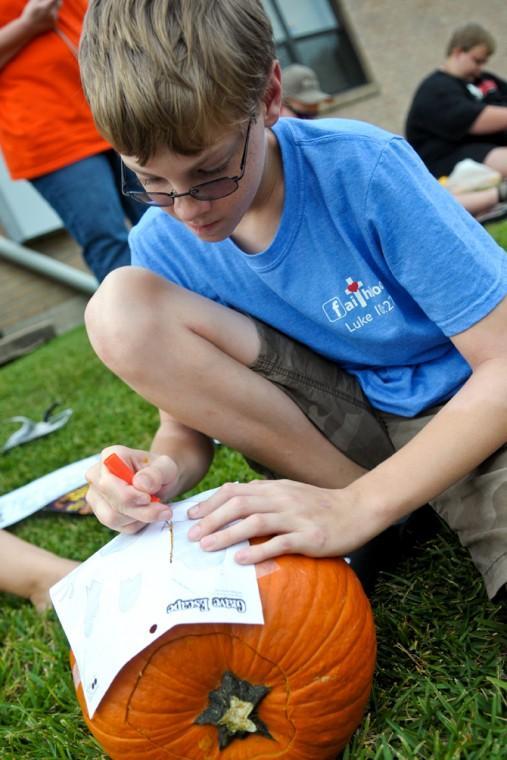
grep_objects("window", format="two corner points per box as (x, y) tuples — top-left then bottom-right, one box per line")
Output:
(262, 0), (367, 96)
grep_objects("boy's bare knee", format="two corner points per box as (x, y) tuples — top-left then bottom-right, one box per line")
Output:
(85, 267), (169, 374)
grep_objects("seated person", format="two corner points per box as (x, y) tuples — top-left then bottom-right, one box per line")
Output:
(406, 23), (507, 219)
(280, 64), (333, 119)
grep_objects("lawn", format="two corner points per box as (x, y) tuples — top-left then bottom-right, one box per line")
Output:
(0, 221), (506, 759)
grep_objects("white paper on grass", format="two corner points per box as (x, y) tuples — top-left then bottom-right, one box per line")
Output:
(50, 486), (264, 719)
(0, 454), (99, 529)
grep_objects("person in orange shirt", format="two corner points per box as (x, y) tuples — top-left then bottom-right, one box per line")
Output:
(0, 0), (145, 281)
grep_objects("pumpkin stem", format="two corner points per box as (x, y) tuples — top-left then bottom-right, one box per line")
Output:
(195, 671), (272, 750)
(218, 695), (257, 734)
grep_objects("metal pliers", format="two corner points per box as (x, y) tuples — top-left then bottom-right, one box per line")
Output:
(1, 403), (73, 454)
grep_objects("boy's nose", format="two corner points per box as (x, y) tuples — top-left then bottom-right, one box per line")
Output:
(172, 194), (211, 222)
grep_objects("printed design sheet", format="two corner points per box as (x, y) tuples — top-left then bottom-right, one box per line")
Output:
(0, 455), (99, 528)
(50, 486), (264, 717)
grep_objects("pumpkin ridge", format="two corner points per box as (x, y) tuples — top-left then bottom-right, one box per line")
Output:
(261, 564), (350, 677)
(122, 658), (190, 759)
(308, 602), (376, 708)
(287, 571), (371, 680)
(334, 594), (376, 675)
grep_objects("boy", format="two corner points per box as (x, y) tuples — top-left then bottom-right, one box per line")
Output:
(80, 0), (507, 600)
(406, 22), (507, 181)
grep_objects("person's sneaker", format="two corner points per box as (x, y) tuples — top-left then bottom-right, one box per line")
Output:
(492, 584), (506, 603)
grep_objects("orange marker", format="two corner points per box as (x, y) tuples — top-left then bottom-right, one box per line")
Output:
(104, 452), (161, 502)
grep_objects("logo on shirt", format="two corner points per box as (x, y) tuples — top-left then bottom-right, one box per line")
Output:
(322, 277), (384, 321)
(322, 276), (395, 332)
(477, 78), (498, 97)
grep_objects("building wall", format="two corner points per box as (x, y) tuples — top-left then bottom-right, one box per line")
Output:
(335, 0), (507, 135)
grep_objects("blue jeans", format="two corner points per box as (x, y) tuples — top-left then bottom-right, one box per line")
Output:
(31, 150), (145, 282)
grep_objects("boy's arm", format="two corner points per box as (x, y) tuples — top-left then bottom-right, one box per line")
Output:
(149, 410), (215, 495)
(187, 296), (507, 563)
(348, 294), (507, 519)
(0, 0), (60, 70)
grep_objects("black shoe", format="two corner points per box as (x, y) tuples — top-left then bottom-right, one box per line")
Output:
(492, 584), (506, 603)
(347, 504), (442, 595)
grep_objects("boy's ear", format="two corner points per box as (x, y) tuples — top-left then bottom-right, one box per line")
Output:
(262, 60), (282, 127)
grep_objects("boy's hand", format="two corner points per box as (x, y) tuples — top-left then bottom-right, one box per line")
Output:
(186, 479), (388, 564)
(85, 446), (175, 533)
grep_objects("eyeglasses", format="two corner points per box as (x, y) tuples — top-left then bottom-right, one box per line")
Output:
(121, 119), (252, 207)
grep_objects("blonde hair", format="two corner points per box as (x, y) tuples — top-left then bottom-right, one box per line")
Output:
(80, 0), (275, 163)
(446, 22), (496, 56)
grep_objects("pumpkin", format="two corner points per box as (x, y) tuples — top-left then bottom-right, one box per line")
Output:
(71, 552), (376, 759)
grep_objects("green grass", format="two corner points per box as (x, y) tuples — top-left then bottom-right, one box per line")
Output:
(1, 221), (506, 758)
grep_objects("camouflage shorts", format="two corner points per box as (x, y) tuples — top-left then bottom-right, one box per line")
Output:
(380, 411), (507, 600)
(249, 318), (507, 599)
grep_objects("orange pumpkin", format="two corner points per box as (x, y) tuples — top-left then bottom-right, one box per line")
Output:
(71, 553), (376, 759)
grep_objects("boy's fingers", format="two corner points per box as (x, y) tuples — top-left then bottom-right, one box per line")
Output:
(85, 484), (146, 533)
(188, 495), (277, 542)
(97, 448), (157, 500)
(87, 484), (172, 528)
(195, 512), (293, 552)
(99, 447), (178, 499)
(132, 454), (178, 495)
(234, 534), (302, 565)
(115, 501), (173, 523)
(188, 480), (268, 519)
(85, 460), (100, 486)
(86, 459), (173, 527)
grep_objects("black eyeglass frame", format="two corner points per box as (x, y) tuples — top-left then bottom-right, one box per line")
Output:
(121, 119), (253, 207)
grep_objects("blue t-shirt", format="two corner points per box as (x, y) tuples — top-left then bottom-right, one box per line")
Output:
(130, 118), (507, 416)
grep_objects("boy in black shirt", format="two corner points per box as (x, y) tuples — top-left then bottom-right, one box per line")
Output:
(406, 23), (507, 187)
